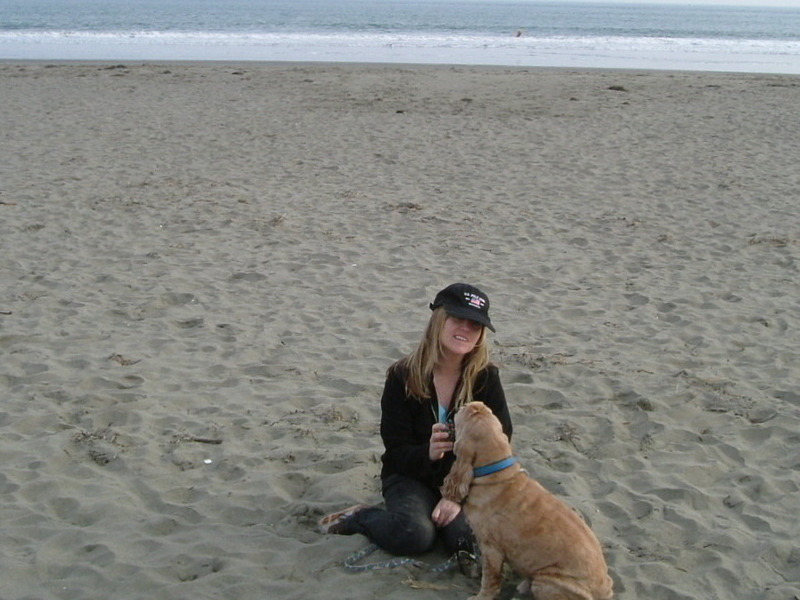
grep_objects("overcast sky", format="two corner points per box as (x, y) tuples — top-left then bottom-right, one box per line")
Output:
(552, 0), (800, 6)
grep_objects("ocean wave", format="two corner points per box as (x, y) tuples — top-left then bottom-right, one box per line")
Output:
(4, 30), (800, 51)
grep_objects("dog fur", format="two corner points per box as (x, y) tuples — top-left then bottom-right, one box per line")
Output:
(441, 402), (613, 600)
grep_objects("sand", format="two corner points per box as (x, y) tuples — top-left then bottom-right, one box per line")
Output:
(1, 61), (798, 600)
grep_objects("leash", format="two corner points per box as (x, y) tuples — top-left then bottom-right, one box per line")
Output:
(344, 543), (474, 574)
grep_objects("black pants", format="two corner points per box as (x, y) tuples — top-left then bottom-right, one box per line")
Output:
(346, 474), (476, 556)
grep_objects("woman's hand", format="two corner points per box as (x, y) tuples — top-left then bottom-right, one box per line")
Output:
(431, 498), (461, 527)
(429, 423), (454, 461)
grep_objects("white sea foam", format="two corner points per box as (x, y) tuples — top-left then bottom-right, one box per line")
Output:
(2, 30), (800, 73)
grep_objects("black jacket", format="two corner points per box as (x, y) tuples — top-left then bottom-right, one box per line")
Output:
(379, 363), (512, 489)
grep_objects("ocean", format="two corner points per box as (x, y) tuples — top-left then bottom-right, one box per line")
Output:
(2, 0), (800, 73)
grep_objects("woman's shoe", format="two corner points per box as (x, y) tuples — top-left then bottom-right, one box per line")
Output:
(318, 504), (369, 534)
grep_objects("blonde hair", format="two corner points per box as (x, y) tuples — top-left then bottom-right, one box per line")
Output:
(392, 307), (490, 409)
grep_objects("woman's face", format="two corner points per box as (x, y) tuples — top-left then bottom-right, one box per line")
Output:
(440, 315), (483, 358)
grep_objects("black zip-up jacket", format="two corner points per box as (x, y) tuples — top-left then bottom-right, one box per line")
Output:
(379, 363), (512, 489)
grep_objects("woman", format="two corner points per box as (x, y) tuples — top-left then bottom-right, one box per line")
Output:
(319, 283), (512, 558)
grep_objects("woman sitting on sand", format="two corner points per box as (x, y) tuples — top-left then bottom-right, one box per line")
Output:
(319, 283), (512, 559)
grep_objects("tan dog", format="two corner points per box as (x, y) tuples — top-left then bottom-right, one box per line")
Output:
(441, 402), (613, 600)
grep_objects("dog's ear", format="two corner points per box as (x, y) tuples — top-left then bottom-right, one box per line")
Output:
(441, 438), (475, 503)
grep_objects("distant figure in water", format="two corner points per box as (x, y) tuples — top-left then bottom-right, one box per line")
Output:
(515, 29), (523, 38)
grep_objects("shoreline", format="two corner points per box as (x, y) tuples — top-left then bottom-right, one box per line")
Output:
(3, 42), (800, 76)
(4, 58), (800, 79)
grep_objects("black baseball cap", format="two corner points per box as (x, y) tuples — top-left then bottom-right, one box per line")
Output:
(429, 283), (495, 332)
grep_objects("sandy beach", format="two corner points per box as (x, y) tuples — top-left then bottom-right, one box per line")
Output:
(1, 62), (798, 600)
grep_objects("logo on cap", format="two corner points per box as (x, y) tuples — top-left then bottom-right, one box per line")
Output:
(465, 292), (486, 309)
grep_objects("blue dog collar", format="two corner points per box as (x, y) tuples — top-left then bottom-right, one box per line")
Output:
(472, 456), (519, 478)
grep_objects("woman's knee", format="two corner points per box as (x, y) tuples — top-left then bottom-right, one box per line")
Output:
(382, 516), (437, 555)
